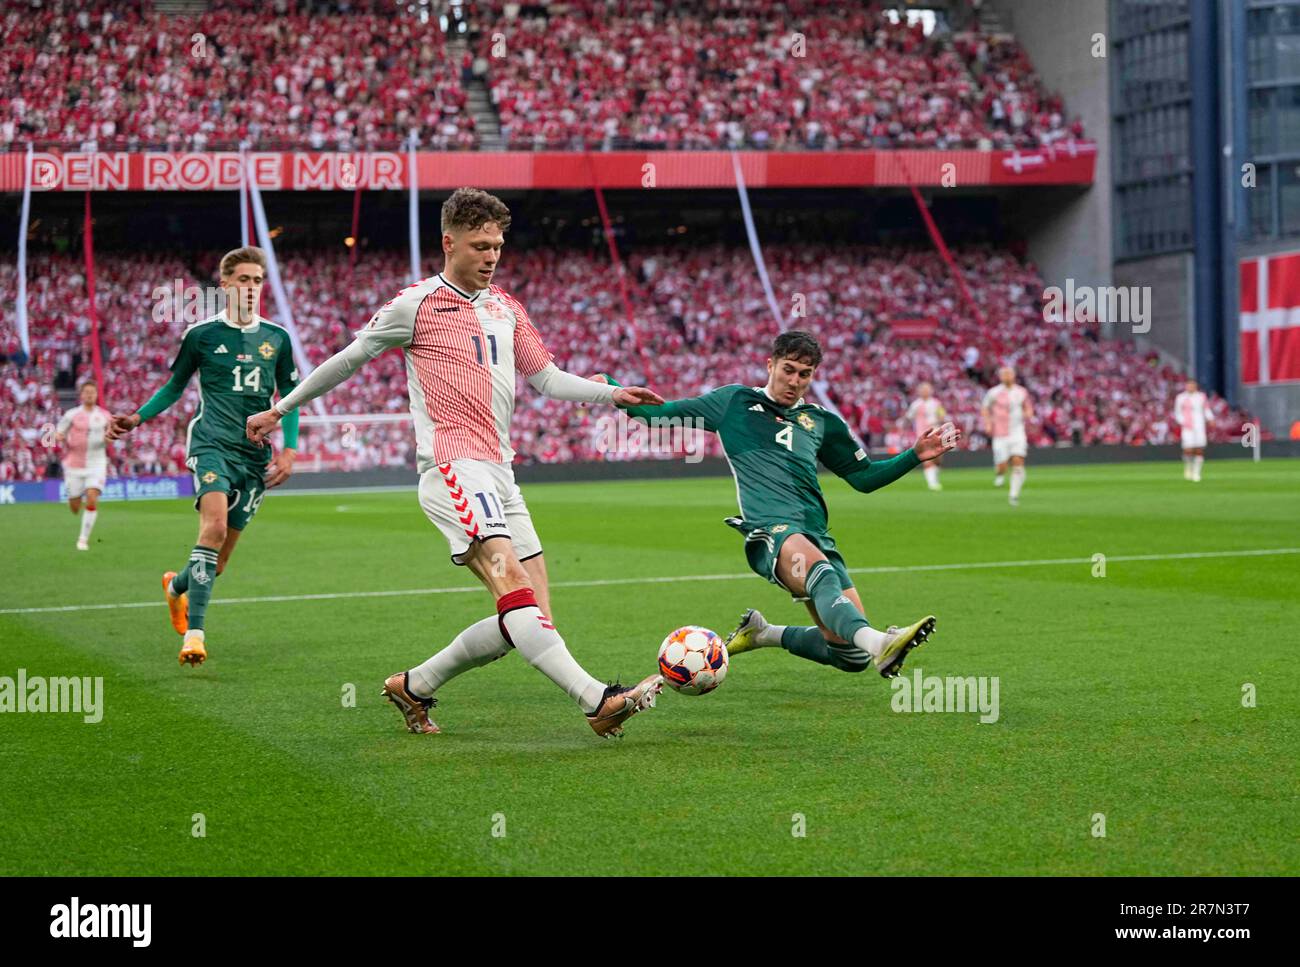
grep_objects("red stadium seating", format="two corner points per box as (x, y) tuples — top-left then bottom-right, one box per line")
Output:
(1, 1), (1081, 152)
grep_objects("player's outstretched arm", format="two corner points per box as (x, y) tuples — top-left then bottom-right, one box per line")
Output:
(247, 343), (370, 443)
(527, 365), (663, 407)
(106, 375), (187, 440)
(109, 326), (203, 440)
(594, 374), (733, 430)
(820, 415), (959, 494)
(248, 303), (412, 443)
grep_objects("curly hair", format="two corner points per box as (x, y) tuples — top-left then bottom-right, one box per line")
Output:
(441, 187), (512, 234)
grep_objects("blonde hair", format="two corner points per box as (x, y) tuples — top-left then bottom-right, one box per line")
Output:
(219, 246), (267, 278)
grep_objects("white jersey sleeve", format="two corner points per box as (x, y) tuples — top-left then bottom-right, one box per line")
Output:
(275, 287), (419, 414)
(527, 363), (618, 404)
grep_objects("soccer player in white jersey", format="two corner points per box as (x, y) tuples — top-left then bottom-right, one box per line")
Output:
(905, 382), (947, 491)
(56, 381), (112, 550)
(1173, 378), (1210, 481)
(981, 366), (1033, 506)
(246, 188), (666, 739)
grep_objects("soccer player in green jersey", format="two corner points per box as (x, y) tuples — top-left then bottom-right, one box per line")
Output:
(608, 330), (959, 679)
(107, 247), (301, 667)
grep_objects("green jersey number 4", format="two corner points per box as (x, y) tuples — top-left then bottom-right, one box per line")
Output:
(775, 424), (794, 451)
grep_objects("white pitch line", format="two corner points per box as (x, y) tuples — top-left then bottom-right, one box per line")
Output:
(2, 547), (1297, 617)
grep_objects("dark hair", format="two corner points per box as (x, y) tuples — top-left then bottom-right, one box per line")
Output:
(441, 187), (512, 234)
(771, 330), (822, 367)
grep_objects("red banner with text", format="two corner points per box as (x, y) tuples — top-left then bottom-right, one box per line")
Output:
(0, 145), (1096, 192)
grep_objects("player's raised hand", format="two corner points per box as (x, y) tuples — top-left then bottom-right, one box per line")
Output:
(246, 408), (282, 445)
(106, 413), (140, 441)
(612, 386), (664, 407)
(915, 422), (961, 461)
(264, 449), (296, 489)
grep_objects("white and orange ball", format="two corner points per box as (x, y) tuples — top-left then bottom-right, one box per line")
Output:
(657, 626), (729, 695)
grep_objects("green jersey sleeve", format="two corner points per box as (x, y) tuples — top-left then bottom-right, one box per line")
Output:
(818, 412), (920, 493)
(610, 377), (739, 432)
(275, 340), (302, 449)
(138, 327), (201, 421)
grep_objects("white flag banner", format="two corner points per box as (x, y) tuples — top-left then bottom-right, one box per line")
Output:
(15, 143), (33, 357)
(246, 178), (326, 416)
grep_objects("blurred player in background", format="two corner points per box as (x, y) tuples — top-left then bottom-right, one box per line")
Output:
(108, 247), (301, 667)
(246, 188), (665, 740)
(982, 366), (1033, 506)
(56, 381), (112, 550)
(603, 330), (959, 680)
(905, 382), (947, 491)
(1174, 378), (1209, 481)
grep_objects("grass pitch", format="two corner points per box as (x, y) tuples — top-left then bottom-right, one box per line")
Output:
(2, 460), (1297, 875)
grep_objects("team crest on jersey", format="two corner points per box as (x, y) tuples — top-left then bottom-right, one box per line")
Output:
(797, 413), (815, 431)
(258, 341), (276, 360)
(482, 301), (507, 320)
(772, 524), (789, 534)
(202, 471), (217, 484)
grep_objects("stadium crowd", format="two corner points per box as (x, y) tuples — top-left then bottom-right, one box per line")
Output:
(1, 0), (1082, 152)
(481, 0), (1083, 150)
(0, 243), (1256, 481)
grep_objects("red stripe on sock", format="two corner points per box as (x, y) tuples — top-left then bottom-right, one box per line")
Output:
(496, 588), (538, 615)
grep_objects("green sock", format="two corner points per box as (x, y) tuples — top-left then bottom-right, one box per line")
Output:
(804, 560), (870, 643)
(780, 626), (837, 665)
(170, 567), (190, 596)
(780, 626), (870, 673)
(185, 545), (220, 632)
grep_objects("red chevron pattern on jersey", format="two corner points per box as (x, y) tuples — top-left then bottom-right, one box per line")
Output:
(437, 462), (478, 539)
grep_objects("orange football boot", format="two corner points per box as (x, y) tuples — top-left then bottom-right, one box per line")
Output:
(179, 635), (207, 667)
(162, 571), (188, 635)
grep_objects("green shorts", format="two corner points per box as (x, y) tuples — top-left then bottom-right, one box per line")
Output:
(723, 517), (853, 601)
(188, 449), (269, 531)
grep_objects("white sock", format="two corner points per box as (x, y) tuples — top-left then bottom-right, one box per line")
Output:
(923, 465), (939, 487)
(1182, 455), (1191, 478)
(1009, 466), (1025, 500)
(500, 597), (605, 712)
(754, 622), (785, 647)
(852, 625), (889, 658)
(1192, 455), (1203, 479)
(79, 509), (98, 541)
(407, 615), (510, 697)
(186, 628), (205, 642)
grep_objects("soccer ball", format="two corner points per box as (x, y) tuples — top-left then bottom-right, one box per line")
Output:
(657, 626), (729, 695)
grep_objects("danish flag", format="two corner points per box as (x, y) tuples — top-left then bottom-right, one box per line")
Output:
(1240, 251), (1300, 385)
(1001, 151), (1046, 175)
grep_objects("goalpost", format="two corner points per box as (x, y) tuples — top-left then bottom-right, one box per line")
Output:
(294, 413), (415, 473)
